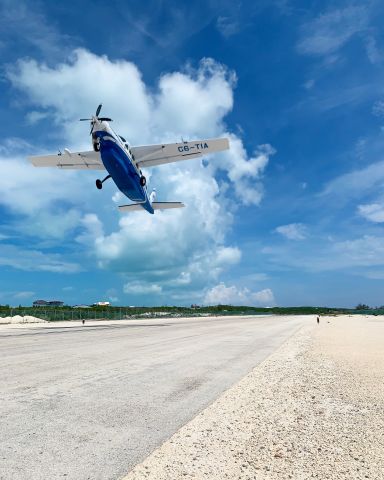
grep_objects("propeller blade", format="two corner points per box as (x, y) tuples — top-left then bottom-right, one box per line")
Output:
(80, 105), (111, 134)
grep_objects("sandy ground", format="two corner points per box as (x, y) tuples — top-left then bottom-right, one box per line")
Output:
(0, 315), (47, 324)
(123, 315), (384, 480)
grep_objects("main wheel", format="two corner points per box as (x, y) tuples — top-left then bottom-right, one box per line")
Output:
(140, 175), (146, 186)
(96, 179), (103, 190)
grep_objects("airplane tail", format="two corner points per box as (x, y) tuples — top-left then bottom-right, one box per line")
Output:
(119, 202), (185, 212)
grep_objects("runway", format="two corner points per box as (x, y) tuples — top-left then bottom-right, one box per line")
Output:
(0, 315), (309, 480)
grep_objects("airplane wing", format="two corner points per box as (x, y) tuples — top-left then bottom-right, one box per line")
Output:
(131, 138), (229, 169)
(28, 150), (105, 170)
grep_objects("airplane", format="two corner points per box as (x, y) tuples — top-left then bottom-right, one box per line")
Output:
(28, 104), (230, 214)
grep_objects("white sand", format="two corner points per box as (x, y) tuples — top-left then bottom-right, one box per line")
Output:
(122, 315), (384, 480)
(0, 315), (47, 324)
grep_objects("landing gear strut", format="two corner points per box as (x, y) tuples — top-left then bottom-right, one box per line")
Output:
(96, 175), (111, 190)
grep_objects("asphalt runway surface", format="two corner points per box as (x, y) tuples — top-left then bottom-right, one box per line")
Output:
(0, 315), (308, 480)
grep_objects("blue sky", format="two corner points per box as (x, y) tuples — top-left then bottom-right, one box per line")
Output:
(1, 0), (384, 307)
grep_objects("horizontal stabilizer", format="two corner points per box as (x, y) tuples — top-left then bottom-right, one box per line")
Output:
(152, 202), (185, 210)
(118, 203), (144, 212)
(118, 202), (185, 212)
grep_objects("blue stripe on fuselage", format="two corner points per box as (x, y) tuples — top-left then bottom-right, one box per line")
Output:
(96, 131), (149, 207)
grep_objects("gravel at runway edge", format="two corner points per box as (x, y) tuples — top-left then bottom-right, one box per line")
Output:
(122, 316), (384, 480)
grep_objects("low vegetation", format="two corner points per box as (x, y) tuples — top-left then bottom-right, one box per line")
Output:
(0, 304), (382, 321)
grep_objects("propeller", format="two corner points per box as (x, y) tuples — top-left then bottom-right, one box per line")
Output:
(80, 104), (112, 134)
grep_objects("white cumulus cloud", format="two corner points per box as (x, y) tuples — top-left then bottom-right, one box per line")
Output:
(123, 282), (162, 295)
(204, 283), (275, 306)
(5, 49), (273, 299)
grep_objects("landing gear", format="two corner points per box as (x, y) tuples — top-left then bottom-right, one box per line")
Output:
(140, 175), (146, 187)
(96, 174), (111, 190)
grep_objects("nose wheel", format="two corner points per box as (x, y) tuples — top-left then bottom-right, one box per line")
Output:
(96, 175), (111, 190)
